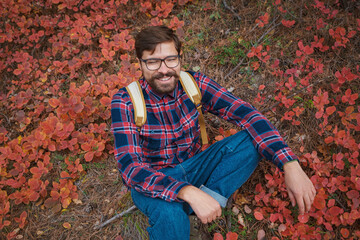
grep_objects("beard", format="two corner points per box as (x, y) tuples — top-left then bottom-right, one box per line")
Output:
(146, 71), (179, 95)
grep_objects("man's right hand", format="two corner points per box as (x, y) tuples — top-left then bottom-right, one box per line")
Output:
(178, 185), (222, 224)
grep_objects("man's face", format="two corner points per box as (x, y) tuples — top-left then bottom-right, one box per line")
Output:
(139, 41), (181, 95)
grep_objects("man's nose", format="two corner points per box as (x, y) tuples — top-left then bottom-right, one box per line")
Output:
(157, 60), (170, 74)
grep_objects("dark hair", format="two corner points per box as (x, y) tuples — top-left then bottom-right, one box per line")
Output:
(135, 25), (181, 59)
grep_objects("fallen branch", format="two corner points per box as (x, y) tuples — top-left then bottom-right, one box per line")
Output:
(222, 0), (241, 22)
(93, 205), (137, 230)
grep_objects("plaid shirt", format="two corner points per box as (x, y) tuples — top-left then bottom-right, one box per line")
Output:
(111, 71), (298, 202)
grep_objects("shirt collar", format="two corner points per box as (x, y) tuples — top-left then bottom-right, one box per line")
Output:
(140, 77), (178, 101)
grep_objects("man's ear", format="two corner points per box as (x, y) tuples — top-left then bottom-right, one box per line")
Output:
(138, 58), (143, 71)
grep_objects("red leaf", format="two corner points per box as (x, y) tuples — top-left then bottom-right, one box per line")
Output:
(281, 19), (295, 28)
(255, 13), (270, 28)
(225, 232), (238, 240)
(254, 211), (264, 220)
(328, 206), (344, 216)
(258, 85), (265, 90)
(348, 30), (356, 38)
(114, 235), (124, 240)
(298, 214), (309, 223)
(72, 102), (84, 113)
(48, 142), (56, 151)
(13, 68), (23, 75)
(346, 190), (359, 199)
(313, 195), (326, 210)
(213, 233), (224, 240)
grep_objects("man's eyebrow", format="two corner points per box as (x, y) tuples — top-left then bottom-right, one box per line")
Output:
(142, 55), (179, 60)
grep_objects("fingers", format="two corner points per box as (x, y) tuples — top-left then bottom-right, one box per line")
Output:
(304, 194), (312, 213)
(296, 194), (306, 215)
(199, 206), (222, 224)
(288, 190), (296, 207)
(294, 188), (316, 215)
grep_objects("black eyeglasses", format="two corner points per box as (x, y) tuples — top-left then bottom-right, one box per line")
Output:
(140, 55), (180, 71)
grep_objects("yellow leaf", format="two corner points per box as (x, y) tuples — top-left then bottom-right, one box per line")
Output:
(73, 199), (82, 205)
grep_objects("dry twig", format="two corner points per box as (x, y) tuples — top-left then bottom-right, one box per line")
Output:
(93, 205), (137, 230)
(222, 0), (241, 22)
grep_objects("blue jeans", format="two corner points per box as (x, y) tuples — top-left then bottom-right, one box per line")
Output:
(131, 131), (261, 240)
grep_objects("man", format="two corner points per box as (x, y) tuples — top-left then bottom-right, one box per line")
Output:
(111, 25), (316, 239)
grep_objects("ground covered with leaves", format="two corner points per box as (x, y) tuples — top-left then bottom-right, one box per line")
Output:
(1, 0), (359, 239)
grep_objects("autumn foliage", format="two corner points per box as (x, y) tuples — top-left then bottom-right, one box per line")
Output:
(0, 0), (359, 239)
(0, 0), (186, 238)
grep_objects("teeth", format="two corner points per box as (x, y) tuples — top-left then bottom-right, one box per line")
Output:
(159, 76), (170, 81)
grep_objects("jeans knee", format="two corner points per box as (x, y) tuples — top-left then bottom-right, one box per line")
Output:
(150, 204), (188, 225)
(147, 204), (190, 240)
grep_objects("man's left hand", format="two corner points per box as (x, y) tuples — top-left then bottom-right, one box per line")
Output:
(283, 161), (316, 215)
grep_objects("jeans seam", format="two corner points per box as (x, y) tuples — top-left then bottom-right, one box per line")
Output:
(179, 164), (189, 182)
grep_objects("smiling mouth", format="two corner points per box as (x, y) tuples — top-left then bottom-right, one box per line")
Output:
(157, 76), (172, 82)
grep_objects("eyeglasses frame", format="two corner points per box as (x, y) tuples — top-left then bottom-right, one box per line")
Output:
(140, 54), (181, 71)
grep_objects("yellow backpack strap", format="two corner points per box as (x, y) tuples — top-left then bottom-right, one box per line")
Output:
(179, 71), (209, 145)
(126, 81), (147, 128)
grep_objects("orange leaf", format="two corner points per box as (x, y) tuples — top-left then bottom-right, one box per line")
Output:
(325, 106), (336, 115)
(14, 211), (27, 228)
(84, 151), (95, 162)
(61, 197), (72, 208)
(340, 228), (349, 238)
(100, 96), (111, 106)
(49, 98), (60, 108)
(215, 135), (224, 141)
(63, 222), (71, 229)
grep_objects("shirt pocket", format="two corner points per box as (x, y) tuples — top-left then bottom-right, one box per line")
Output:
(139, 127), (166, 152)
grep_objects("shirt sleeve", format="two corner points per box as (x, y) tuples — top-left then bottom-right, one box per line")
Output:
(194, 72), (298, 170)
(111, 89), (190, 202)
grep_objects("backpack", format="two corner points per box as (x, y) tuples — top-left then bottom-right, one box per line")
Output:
(126, 71), (209, 145)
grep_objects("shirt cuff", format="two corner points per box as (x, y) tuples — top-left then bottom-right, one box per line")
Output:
(272, 147), (299, 171)
(162, 181), (191, 202)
